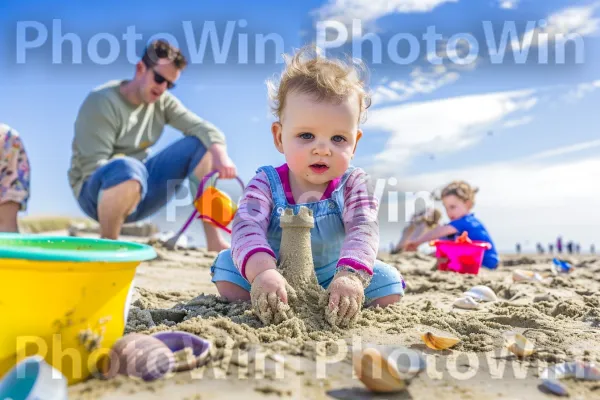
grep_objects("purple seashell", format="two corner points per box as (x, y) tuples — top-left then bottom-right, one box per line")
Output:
(106, 333), (175, 382)
(540, 379), (569, 397)
(151, 331), (211, 371)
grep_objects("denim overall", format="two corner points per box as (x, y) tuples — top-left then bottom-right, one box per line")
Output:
(211, 165), (405, 302)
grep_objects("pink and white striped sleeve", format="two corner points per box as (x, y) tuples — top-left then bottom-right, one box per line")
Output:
(231, 171), (276, 279)
(337, 168), (379, 275)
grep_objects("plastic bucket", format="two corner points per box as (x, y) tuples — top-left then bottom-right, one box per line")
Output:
(432, 240), (491, 274)
(0, 235), (156, 385)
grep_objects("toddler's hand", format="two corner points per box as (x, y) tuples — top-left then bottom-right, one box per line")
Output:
(323, 270), (365, 328)
(250, 269), (295, 325)
(403, 240), (419, 251)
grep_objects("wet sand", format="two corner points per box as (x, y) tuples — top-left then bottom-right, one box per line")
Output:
(68, 245), (600, 400)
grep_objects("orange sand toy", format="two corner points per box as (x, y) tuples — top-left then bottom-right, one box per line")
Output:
(194, 186), (238, 232)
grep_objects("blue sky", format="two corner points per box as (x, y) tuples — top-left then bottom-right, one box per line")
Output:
(1, 0), (599, 252)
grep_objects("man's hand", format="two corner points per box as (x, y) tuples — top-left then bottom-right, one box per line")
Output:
(323, 270), (365, 328)
(209, 144), (237, 179)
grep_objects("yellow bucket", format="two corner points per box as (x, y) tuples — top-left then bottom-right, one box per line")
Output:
(0, 235), (156, 385)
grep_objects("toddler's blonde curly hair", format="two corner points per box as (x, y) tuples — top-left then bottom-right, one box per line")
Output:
(267, 46), (371, 123)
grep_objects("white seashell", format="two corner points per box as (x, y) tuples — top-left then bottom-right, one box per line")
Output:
(453, 296), (480, 310)
(463, 285), (498, 302)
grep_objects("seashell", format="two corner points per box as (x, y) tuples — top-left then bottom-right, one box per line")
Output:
(580, 363), (600, 381)
(463, 285), (498, 302)
(539, 379), (569, 396)
(540, 362), (600, 381)
(453, 296), (480, 310)
(506, 333), (535, 357)
(151, 331), (211, 372)
(100, 333), (175, 381)
(512, 269), (545, 283)
(421, 331), (461, 350)
(512, 269), (534, 282)
(353, 347), (407, 393)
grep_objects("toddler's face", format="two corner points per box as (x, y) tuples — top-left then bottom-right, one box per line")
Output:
(442, 195), (472, 221)
(272, 90), (362, 189)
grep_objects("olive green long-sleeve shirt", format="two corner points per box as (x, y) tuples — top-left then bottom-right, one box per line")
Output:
(68, 80), (226, 198)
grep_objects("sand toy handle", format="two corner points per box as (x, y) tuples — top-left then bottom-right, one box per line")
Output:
(177, 170), (245, 236)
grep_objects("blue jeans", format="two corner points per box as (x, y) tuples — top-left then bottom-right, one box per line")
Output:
(77, 136), (206, 222)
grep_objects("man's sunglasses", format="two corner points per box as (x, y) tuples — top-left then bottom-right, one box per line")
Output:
(151, 69), (176, 89)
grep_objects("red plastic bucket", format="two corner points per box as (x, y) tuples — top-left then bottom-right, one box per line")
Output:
(432, 240), (492, 274)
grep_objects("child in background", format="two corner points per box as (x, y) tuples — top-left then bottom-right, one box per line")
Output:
(210, 47), (405, 327)
(0, 124), (31, 232)
(403, 181), (499, 269)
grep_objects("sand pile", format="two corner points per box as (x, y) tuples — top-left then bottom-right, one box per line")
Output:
(124, 252), (600, 377)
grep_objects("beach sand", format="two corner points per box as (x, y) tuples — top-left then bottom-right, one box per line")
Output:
(68, 244), (600, 400)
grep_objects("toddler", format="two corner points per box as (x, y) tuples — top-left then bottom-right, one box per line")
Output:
(403, 181), (499, 269)
(210, 47), (405, 327)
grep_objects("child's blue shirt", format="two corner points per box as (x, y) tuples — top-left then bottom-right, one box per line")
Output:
(447, 213), (499, 269)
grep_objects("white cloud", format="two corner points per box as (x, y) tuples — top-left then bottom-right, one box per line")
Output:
(371, 66), (460, 105)
(502, 115), (533, 128)
(394, 150), (600, 252)
(566, 79), (600, 101)
(499, 0), (519, 9)
(364, 89), (538, 174)
(524, 138), (600, 161)
(512, 4), (600, 51)
(314, 0), (458, 25)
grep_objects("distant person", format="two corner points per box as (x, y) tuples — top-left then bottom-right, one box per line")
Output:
(557, 236), (563, 254)
(403, 181), (499, 269)
(536, 243), (545, 254)
(0, 124), (30, 232)
(566, 241), (573, 255)
(68, 40), (237, 250)
(591, 244), (596, 254)
(548, 243), (554, 254)
(516, 243), (521, 254)
(576, 243), (581, 254)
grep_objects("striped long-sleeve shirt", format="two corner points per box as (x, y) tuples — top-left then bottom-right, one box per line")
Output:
(231, 164), (380, 279)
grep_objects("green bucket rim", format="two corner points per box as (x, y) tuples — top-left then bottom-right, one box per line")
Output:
(0, 234), (157, 262)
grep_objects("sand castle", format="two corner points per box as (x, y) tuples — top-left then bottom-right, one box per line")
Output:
(277, 207), (321, 292)
(250, 206), (328, 326)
